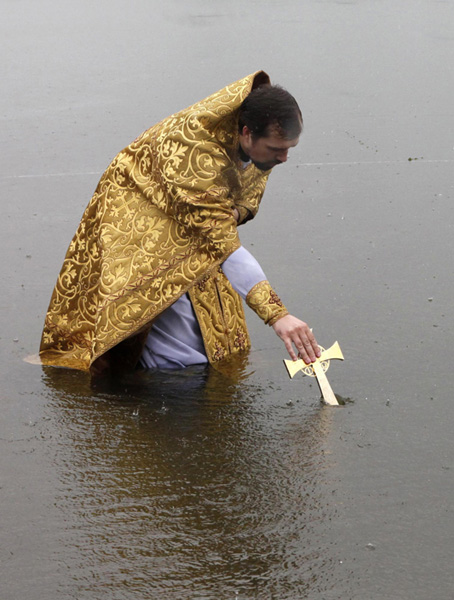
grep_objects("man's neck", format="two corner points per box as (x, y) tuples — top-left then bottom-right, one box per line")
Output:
(238, 142), (250, 163)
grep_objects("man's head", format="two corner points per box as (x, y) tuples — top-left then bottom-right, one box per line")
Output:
(238, 84), (302, 170)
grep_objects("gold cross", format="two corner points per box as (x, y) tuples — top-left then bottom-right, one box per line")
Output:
(283, 341), (344, 406)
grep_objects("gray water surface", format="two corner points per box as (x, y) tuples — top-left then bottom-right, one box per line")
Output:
(1, 1), (454, 598)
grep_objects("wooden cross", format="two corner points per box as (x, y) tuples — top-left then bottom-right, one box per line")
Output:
(283, 341), (344, 406)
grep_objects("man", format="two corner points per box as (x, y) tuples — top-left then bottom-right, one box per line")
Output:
(39, 70), (320, 376)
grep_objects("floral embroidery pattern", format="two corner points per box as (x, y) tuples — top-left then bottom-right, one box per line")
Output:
(39, 72), (270, 370)
(234, 327), (248, 350)
(213, 342), (226, 362)
(268, 290), (284, 307)
(189, 270), (251, 363)
(246, 280), (289, 326)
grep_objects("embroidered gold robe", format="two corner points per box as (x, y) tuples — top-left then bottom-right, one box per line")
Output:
(40, 71), (290, 372)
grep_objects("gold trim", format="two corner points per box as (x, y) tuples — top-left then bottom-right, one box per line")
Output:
(246, 280), (289, 326)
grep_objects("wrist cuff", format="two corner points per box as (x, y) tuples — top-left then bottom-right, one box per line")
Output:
(246, 280), (289, 326)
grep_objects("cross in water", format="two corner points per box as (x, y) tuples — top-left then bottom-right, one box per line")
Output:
(284, 341), (344, 405)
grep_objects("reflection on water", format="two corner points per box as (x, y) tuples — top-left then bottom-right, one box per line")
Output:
(40, 358), (348, 599)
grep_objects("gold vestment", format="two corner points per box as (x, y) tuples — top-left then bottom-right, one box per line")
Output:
(39, 71), (288, 372)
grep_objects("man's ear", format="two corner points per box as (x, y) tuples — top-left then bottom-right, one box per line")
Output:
(241, 125), (253, 142)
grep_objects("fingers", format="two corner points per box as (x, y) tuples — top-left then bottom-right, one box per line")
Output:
(297, 330), (320, 364)
(295, 336), (316, 364)
(284, 337), (298, 361)
(272, 315), (321, 364)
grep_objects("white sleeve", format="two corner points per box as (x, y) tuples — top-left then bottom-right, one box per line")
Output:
(221, 246), (266, 300)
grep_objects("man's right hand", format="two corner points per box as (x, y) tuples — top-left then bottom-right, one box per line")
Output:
(272, 314), (320, 364)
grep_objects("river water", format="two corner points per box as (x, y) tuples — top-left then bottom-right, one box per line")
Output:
(1, 1), (454, 598)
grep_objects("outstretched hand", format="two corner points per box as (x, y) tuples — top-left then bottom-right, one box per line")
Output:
(272, 314), (321, 363)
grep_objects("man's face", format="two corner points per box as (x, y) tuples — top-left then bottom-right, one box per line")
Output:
(239, 125), (300, 171)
